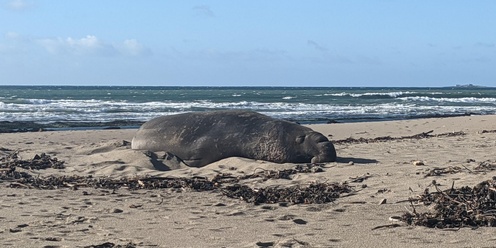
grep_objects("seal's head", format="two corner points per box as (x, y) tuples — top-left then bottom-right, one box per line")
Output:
(296, 132), (337, 163)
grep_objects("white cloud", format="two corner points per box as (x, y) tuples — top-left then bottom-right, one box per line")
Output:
(37, 35), (150, 57)
(5, 31), (21, 40)
(120, 39), (151, 56)
(38, 35), (116, 56)
(7, 0), (32, 11)
(192, 5), (215, 17)
(0, 31), (29, 54)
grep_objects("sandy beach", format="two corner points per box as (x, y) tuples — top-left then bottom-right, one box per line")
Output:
(1, 115), (496, 248)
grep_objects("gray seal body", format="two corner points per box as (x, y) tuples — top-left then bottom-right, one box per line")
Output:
(131, 110), (337, 167)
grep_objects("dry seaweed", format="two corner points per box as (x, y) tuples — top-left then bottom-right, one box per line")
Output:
(1, 152), (66, 182)
(333, 130), (466, 145)
(6, 175), (218, 191)
(349, 173), (372, 183)
(0, 151), (64, 170)
(423, 166), (464, 177)
(474, 160), (496, 172)
(5, 174), (352, 205)
(1, 152), (352, 205)
(480, 129), (496, 134)
(401, 179), (496, 228)
(222, 182), (352, 205)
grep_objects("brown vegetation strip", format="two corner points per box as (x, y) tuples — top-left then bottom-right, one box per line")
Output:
(1, 152), (351, 205)
(333, 130), (466, 144)
(223, 182), (351, 205)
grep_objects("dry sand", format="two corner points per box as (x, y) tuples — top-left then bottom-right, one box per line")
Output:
(1, 115), (496, 247)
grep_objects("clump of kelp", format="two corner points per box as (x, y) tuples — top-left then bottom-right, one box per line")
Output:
(402, 179), (496, 228)
(0, 150), (64, 180)
(222, 182), (350, 205)
(0, 151), (351, 205)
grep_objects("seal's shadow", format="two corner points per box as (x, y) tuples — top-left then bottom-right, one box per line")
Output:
(336, 157), (378, 164)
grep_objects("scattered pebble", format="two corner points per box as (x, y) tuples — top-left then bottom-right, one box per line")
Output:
(112, 208), (124, 213)
(293, 219), (308, 225)
(389, 216), (402, 222)
(45, 237), (62, 241)
(256, 241), (275, 247)
(413, 160), (425, 166)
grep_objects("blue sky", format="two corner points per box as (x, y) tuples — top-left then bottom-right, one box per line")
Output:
(1, 1), (495, 87)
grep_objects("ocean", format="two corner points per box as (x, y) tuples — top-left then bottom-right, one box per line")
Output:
(1, 85), (496, 132)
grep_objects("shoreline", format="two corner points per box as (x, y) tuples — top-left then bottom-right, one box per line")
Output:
(1, 115), (496, 247)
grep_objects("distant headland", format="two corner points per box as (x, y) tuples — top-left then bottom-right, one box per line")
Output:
(452, 84), (488, 88)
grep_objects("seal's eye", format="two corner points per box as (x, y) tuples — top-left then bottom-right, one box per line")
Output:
(295, 135), (305, 144)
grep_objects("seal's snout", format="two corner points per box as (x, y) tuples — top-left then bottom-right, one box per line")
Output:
(312, 141), (337, 163)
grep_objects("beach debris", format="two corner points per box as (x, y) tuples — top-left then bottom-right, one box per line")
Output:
(292, 218), (308, 225)
(233, 163), (326, 181)
(333, 130), (466, 144)
(474, 160), (496, 172)
(379, 198), (387, 205)
(84, 242), (138, 248)
(413, 160), (425, 166)
(401, 179), (496, 228)
(480, 129), (496, 134)
(0, 151), (65, 173)
(255, 241), (275, 247)
(222, 182), (352, 205)
(377, 188), (390, 194)
(348, 173), (372, 183)
(371, 223), (402, 230)
(423, 166), (464, 177)
(389, 216), (402, 222)
(112, 208), (124, 213)
(255, 238), (310, 248)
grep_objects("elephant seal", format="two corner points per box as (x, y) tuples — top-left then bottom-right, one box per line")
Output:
(131, 110), (337, 167)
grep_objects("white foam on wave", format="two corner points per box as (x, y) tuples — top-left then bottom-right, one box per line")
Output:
(400, 96), (496, 103)
(2, 96), (496, 123)
(324, 91), (425, 98)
